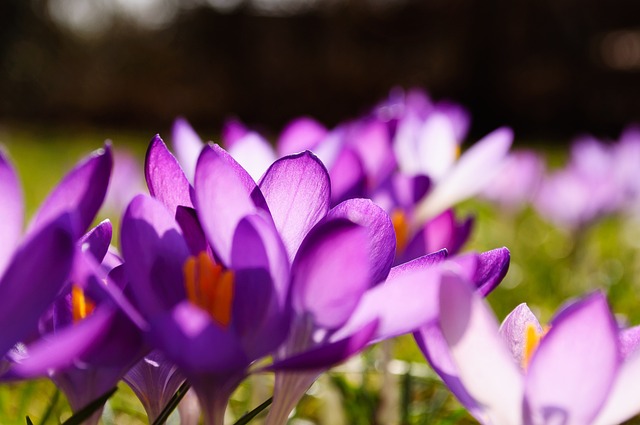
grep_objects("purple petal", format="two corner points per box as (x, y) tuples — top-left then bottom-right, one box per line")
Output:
(619, 325), (640, 359)
(277, 117), (327, 157)
(0, 214), (75, 357)
(328, 148), (366, 205)
(228, 132), (277, 181)
(30, 144), (112, 238)
(592, 347), (640, 425)
(417, 112), (459, 180)
(0, 149), (23, 275)
(121, 195), (190, 318)
(172, 118), (204, 184)
(78, 220), (112, 263)
(269, 320), (377, 370)
(498, 303), (543, 368)
(386, 249), (448, 281)
(145, 135), (193, 211)
(222, 118), (250, 149)
(151, 301), (247, 375)
(194, 144), (270, 266)
(291, 220), (370, 329)
(175, 206), (211, 256)
(448, 247), (511, 296)
(7, 308), (115, 378)
(334, 263), (442, 342)
(259, 151), (331, 261)
(348, 120), (396, 188)
(524, 292), (620, 425)
(327, 199), (395, 285)
(231, 214), (290, 358)
(415, 324), (483, 421)
(439, 272), (524, 424)
(416, 127), (513, 221)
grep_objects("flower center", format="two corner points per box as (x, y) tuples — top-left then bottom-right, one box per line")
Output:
(183, 252), (234, 328)
(522, 323), (550, 369)
(391, 209), (410, 252)
(72, 285), (95, 322)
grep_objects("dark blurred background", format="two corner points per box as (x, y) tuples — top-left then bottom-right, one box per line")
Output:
(2, 0), (640, 140)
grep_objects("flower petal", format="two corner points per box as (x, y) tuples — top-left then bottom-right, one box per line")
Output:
(145, 135), (193, 211)
(415, 323), (483, 421)
(228, 132), (277, 182)
(290, 219), (370, 329)
(6, 308), (115, 379)
(231, 214), (290, 358)
(172, 118), (204, 183)
(498, 303), (543, 368)
(439, 272), (524, 425)
(327, 199), (395, 285)
(334, 262), (442, 342)
(0, 214), (75, 357)
(268, 320), (378, 370)
(194, 144), (270, 266)
(29, 144), (112, 238)
(259, 151), (331, 261)
(151, 301), (247, 375)
(121, 195), (190, 318)
(277, 117), (327, 157)
(79, 219), (112, 263)
(592, 347), (640, 425)
(524, 292), (620, 425)
(416, 127), (513, 221)
(0, 150), (23, 275)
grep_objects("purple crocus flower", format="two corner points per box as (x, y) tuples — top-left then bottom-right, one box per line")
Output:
(0, 145), (113, 362)
(417, 273), (640, 425)
(1, 146), (151, 423)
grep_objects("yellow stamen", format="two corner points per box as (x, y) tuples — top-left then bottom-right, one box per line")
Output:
(391, 209), (410, 252)
(454, 145), (461, 159)
(183, 252), (234, 328)
(71, 285), (95, 322)
(522, 324), (550, 369)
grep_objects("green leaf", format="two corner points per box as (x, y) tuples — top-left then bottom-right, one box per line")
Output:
(151, 381), (191, 425)
(25, 416), (34, 425)
(232, 397), (273, 425)
(61, 387), (117, 425)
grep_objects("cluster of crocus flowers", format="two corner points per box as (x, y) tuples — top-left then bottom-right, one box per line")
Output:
(481, 125), (640, 229)
(8, 87), (640, 425)
(171, 88), (513, 264)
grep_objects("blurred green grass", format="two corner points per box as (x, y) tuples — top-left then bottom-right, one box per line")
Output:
(2, 128), (640, 424)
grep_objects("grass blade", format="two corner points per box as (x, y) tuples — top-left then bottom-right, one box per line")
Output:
(61, 387), (117, 425)
(232, 397), (273, 425)
(151, 381), (191, 425)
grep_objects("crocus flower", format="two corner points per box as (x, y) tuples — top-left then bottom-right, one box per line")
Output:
(6, 220), (147, 425)
(0, 145), (113, 362)
(1, 145), (150, 423)
(417, 273), (640, 425)
(121, 144), (300, 424)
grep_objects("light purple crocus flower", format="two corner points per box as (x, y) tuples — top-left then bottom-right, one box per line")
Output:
(480, 150), (545, 212)
(417, 273), (640, 425)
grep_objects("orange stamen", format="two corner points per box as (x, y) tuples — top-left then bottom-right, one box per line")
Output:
(391, 209), (410, 252)
(71, 285), (95, 322)
(522, 324), (550, 369)
(183, 252), (234, 328)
